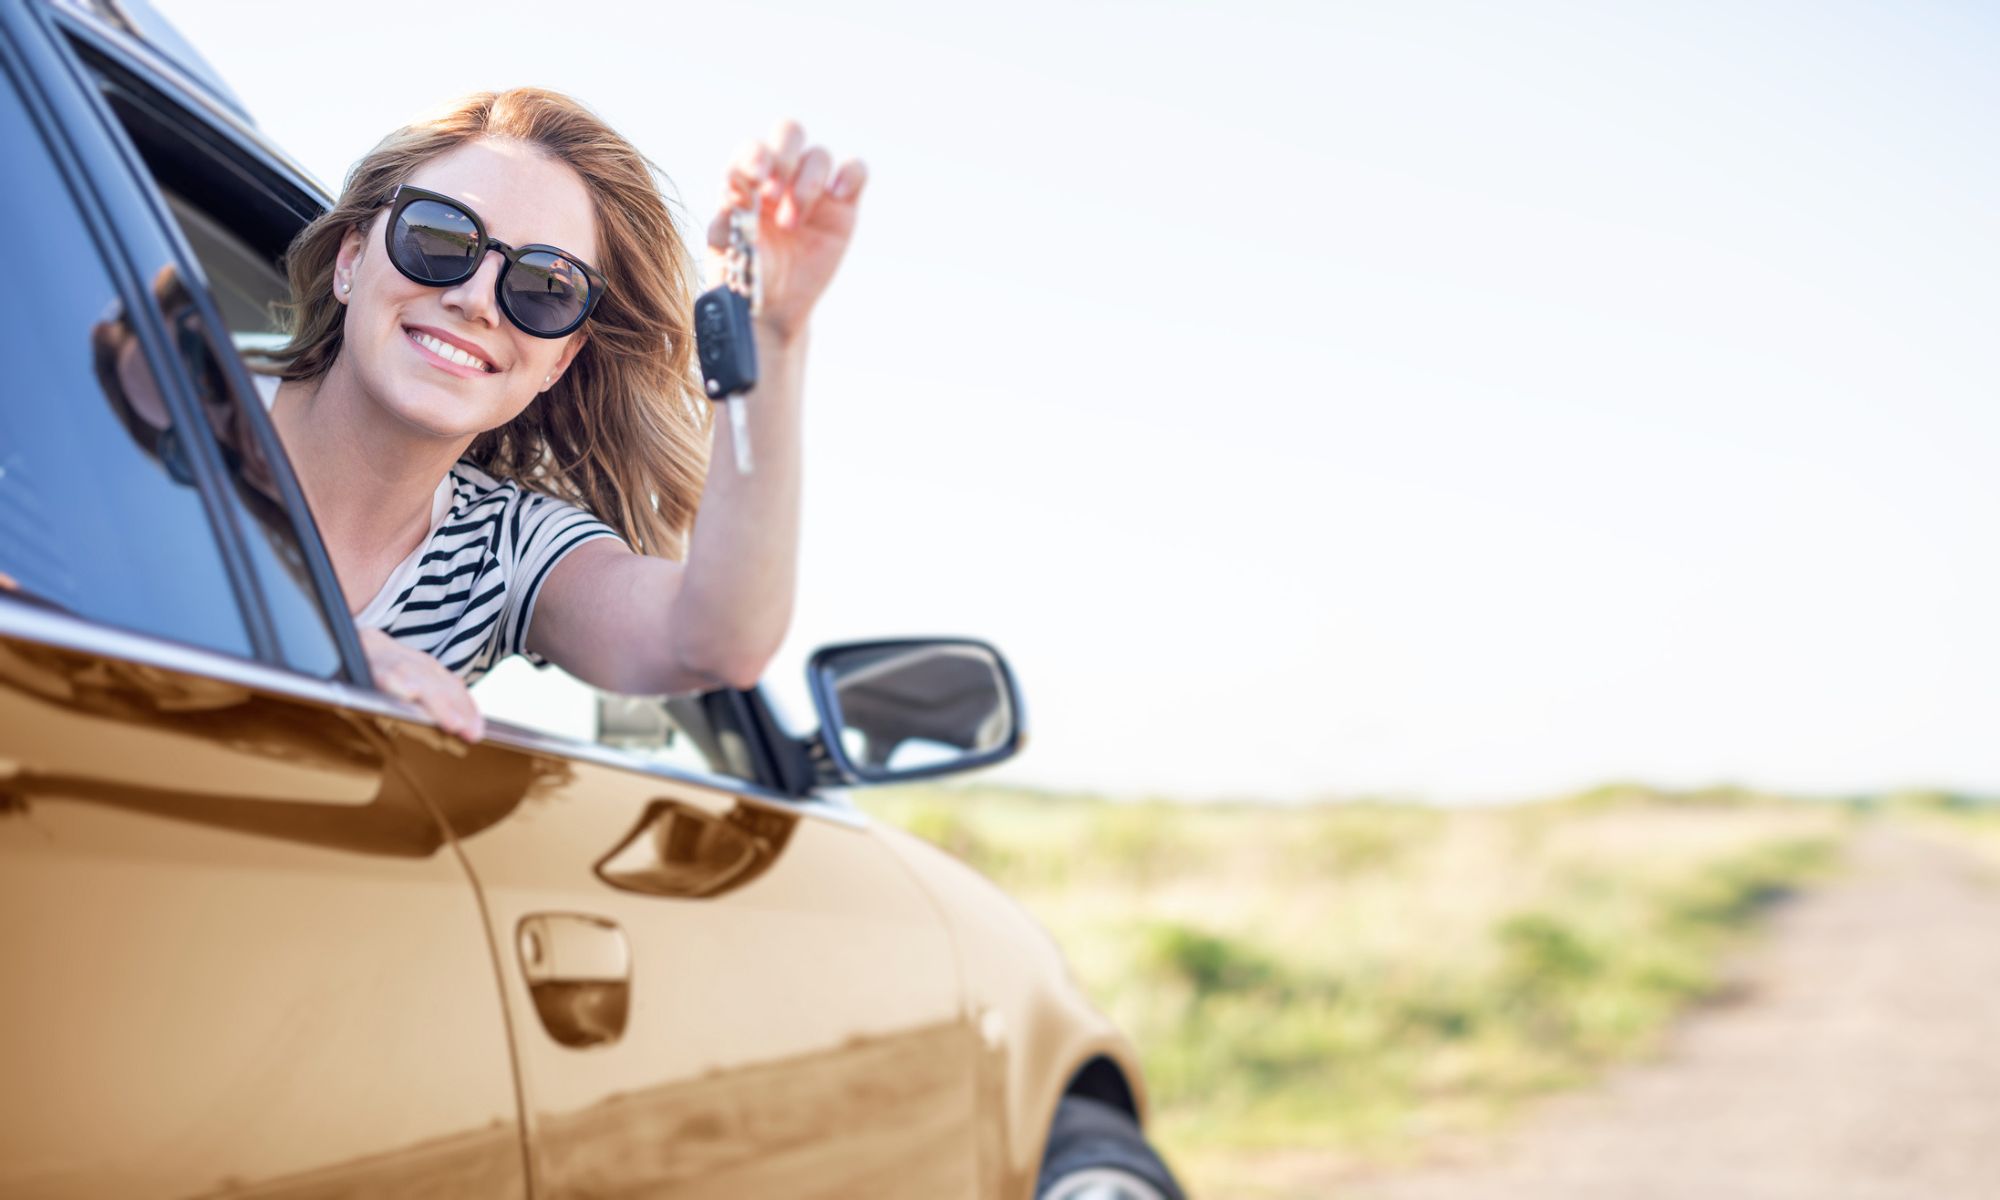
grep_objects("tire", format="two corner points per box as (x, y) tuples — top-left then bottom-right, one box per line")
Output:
(1034, 1095), (1187, 1200)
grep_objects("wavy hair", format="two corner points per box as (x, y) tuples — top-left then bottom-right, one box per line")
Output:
(247, 87), (711, 560)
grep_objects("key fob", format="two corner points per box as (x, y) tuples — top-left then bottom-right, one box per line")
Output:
(694, 284), (759, 400)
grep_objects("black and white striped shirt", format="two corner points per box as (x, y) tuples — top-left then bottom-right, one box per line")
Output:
(353, 459), (625, 686)
(253, 375), (624, 686)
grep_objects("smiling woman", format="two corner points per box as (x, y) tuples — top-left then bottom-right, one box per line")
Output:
(244, 88), (866, 740)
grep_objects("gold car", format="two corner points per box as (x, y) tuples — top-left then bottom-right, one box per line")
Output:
(0, 1), (1182, 1196)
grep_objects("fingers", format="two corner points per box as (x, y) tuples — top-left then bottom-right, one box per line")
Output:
(717, 125), (865, 239)
(426, 673), (484, 743)
(827, 157), (868, 204)
(393, 668), (484, 743)
(725, 140), (773, 200)
(767, 118), (806, 199)
(362, 630), (484, 743)
(706, 201), (736, 253)
(716, 136), (779, 247)
(780, 147), (832, 230)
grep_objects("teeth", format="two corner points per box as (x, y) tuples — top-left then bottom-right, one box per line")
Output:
(408, 329), (491, 372)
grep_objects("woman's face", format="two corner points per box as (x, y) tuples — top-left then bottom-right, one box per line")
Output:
(332, 137), (599, 441)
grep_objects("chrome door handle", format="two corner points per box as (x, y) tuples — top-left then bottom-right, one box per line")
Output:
(517, 913), (630, 1048)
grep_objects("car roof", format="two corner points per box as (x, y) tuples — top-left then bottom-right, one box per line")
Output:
(48, 0), (250, 122)
(39, 0), (334, 202)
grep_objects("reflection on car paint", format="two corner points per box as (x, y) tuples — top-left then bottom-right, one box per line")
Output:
(0, 631), (526, 1197)
(388, 723), (985, 1197)
(594, 796), (799, 900)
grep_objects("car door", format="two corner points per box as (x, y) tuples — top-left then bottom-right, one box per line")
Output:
(392, 717), (989, 1198)
(0, 10), (528, 1196)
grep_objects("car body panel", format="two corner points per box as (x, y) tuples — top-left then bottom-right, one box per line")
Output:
(869, 824), (1152, 1200)
(390, 724), (988, 1197)
(0, 628), (527, 1199)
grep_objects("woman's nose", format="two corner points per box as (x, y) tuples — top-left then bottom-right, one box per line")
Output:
(439, 248), (507, 328)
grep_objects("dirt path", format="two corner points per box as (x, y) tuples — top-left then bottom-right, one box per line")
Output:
(1327, 827), (2000, 1200)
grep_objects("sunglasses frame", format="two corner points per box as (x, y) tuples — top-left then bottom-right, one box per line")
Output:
(379, 183), (607, 339)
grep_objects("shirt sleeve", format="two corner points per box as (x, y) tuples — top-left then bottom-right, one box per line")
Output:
(495, 490), (628, 670)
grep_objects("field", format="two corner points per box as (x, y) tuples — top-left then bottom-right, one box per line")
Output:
(857, 784), (1883, 1194)
(1872, 791), (2000, 874)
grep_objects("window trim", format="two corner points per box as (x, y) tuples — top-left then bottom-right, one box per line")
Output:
(0, 595), (862, 823)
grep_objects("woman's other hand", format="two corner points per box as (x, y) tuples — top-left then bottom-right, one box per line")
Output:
(359, 627), (485, 743)
(710, 119), (866, 343)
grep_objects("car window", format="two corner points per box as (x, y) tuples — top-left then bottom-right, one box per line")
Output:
(0, 63), (253, 658)
(160, 182), (293, 355)
(77, 48), (346, 677)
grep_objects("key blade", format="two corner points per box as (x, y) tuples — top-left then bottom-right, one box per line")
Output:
(728, 397), (754, 475)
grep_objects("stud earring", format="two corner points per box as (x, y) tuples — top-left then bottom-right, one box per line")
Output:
(544, 374), (552, 386)
(341, 280), (351, 294)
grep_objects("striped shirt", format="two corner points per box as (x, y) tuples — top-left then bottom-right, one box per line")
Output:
(253, 374), (625, 686)
(354, 460), (626, 686)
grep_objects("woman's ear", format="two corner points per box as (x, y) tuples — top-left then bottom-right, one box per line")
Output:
(332, 225), (366, 304)
(546, 330), (587, 391)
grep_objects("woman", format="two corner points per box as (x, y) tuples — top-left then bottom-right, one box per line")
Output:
(250, 88), (863, 745)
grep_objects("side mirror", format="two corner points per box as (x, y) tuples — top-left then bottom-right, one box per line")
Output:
(806, 638), (1026, 785)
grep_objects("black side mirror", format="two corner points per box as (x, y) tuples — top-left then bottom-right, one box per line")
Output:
(806, 638), (1026, 785)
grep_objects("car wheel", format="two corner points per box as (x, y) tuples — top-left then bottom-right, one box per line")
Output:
(1035, 1095), (1187, 1200)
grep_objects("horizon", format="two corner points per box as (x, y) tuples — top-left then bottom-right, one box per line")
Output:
(859, 777), (2000, 809)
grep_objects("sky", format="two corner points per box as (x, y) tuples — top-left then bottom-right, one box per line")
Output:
(155, 0), (1996, 802)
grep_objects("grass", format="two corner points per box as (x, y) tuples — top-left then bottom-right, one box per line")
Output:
(1868, 790), (2000, 880)
(858, 784), (1851, 1193)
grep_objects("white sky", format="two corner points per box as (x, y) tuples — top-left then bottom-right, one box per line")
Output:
(158, 0), (1996, 802)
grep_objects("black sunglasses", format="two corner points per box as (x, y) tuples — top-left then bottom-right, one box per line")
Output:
(380, 183), (607, 339)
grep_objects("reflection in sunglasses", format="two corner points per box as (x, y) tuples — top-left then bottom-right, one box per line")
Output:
(426, 229), (479, 254)
(515, 258), (581, 294)
(386, 187), (600, 335)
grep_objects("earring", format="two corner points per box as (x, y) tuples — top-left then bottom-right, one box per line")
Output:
(341, 280), (351, 294)
(544, 374), (552, 386)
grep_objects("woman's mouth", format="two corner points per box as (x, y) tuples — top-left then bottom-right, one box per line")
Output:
(404, 326), (497, 377)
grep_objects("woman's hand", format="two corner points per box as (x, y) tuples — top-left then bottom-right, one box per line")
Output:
(709, 119), (866, 344)
(359, 627), (484, 743)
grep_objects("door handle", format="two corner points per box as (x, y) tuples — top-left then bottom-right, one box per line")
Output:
(517, 913), (630, 1048)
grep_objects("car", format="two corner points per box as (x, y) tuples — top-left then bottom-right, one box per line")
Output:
(0, 1), (1185, 1196)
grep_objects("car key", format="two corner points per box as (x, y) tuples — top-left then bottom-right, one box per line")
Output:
(695, 203), (759, 475)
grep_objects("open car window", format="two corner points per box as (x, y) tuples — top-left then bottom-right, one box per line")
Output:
(159, 183), (293, 357)
(65, 37), (759, 784)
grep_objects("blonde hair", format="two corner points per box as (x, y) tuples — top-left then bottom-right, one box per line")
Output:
(250, 87), (711, 559)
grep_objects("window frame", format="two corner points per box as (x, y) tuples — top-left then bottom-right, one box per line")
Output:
(39, 3), (373, 683)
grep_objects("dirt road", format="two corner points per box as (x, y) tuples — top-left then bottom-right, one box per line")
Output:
(1333, 827), (2000, 1200)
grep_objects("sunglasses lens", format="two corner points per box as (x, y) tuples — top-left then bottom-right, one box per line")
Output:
(391, 199), (481, 283)
(503, 250), (591, 334)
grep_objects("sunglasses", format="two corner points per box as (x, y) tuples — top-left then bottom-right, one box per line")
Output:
(380, 183), (607, 339)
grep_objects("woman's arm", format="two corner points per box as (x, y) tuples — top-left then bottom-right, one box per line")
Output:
(522, 121), (865, 696)
(525, 318), (806, 694)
